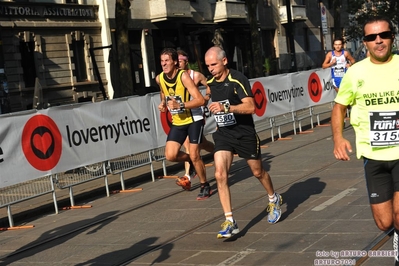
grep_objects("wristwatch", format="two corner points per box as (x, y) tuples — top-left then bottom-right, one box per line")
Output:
(179, 102), (185, 110)
(223, 102), (230, 113)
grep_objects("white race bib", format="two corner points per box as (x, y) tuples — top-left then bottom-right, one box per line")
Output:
(333, 67), (345, 77)
(214, 100), (236, 127)
(166, 95), (184, 114)
(369, 111), (399, 147)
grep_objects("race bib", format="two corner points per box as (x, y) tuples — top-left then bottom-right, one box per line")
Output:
(214, 100), (236, 127)
(369, 111), (399, 147)
(166, 95), (184, 114)
(333, 67), (345, 77)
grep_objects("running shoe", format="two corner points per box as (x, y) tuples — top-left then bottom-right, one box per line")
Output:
(267, 193), (282, 224)
(176, 176), (191, 191)
(217, 220), (239, 239)
(197, 183), (212, 200)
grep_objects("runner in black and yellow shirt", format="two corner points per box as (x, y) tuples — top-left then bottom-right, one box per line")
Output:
(205, 46), (282, 238)
(156, 48), (211, 200)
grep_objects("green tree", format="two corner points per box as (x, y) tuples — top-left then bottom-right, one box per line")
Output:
(345, 0), (398, 41)
(114, 0), (133, 97)
(246, 0), (263, 78)
(333, 0), (341, 39)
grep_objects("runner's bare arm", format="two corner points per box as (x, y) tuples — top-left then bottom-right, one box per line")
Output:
(156, 75), (166, 112)
(181, 71), (205, 109)
(195, 71), (211, 103)
(209, 96), (255, 115)
(322, 52), (333, 69)
(331, 103), (352, 160)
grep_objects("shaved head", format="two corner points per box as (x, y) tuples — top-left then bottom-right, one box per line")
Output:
(205, 46), (226, 61)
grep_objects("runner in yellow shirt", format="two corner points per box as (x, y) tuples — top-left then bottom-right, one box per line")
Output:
(331, 16), (399, 265)
(156, 48), (211, 200)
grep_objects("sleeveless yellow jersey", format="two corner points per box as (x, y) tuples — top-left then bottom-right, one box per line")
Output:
(159, 69), (194, 126)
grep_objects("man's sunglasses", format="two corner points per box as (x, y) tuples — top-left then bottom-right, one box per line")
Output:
(363, 31), (393, 42)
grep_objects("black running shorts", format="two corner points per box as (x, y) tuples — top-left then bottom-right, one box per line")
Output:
(363, 158), (399, 204)
(167, 120), (204, 145)
(212, 130), (261, 159)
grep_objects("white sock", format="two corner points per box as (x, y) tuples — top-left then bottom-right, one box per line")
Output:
(269, 193), (277, 203)
(184, 174), (191, 181)
(225, 212), (234, 222)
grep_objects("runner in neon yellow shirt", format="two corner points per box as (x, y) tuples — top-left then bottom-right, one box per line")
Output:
(332, 16), (399, 265)
(335, 53), (399, 161)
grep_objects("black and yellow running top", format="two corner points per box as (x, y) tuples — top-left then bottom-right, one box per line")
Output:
(207, 68), (255, 136)
(159, 69), (194, 126)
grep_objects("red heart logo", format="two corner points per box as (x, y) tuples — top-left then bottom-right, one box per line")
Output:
(251, 81), (267, 117)
(254, 90), (263, 107)
(311, 80), (319, 96)
(32, 132), (52, 155)
(308, 73), (322, 103)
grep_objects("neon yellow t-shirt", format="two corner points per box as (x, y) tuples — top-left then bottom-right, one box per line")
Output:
(335, 54), (399, 160)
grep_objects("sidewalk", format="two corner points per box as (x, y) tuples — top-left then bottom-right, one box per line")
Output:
(0, 117), (394, 266)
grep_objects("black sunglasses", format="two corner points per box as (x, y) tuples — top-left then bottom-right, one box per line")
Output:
(363, 31), (393, 42)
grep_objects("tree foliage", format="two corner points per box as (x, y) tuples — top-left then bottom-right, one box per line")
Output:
(333, 0), (342, 39)
(345, 0), (399, 41)
(245, 0), (263, 78)
(114, 0), (133, 97)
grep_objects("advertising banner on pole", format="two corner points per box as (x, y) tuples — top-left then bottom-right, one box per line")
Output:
(321, 4), (329, 35)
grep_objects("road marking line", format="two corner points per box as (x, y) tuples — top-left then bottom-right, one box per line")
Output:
(311, 188), (357, 211)
(217, 249), (256, 266)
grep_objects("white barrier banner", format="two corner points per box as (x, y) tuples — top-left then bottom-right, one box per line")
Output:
(0, 96), (157, 187)
(150, 92), (168, 146)
(0, 68), (333, 188)
(250, 68), (333, 121)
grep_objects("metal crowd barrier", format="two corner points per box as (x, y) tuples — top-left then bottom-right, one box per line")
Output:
(151, 146), (167, 177)
(255, 117), (274, 141)
(109, 150), (155, 189)
(257, 102), (334, 141)
(108, 147), (168, 187)
(271, 111), (297, 140)
(0, 175), (56, 228)
(312, 102), (334, 126)
(0, 102), (335, 228)
(54, 162), (108, 207)
(295, 107), (314, 133)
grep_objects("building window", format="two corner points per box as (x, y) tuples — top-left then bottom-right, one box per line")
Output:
(19, 41), (36, 88)
(72, 38), (87, 82)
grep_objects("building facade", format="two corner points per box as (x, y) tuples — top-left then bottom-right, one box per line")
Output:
(0, 0), (106, 112)
(0, 0), (349, 112)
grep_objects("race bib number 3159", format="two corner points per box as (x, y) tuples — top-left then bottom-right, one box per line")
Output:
(369, 111), (399, 147)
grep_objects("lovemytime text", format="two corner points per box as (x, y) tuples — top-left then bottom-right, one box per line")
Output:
(323, 79), (334, 91)
(66, 116), (151, 147)
(267, 86), (304, 103)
